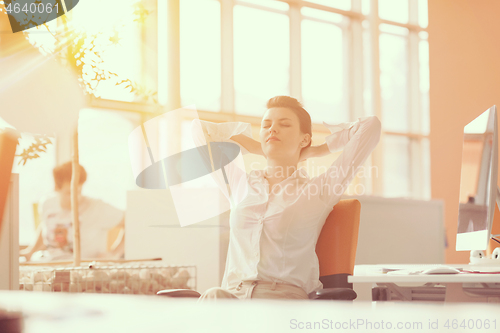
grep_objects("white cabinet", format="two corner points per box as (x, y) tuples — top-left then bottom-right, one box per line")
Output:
(348, 195), (445, 265)
(125, 189), (228, 293)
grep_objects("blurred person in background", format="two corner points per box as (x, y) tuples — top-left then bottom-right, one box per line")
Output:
(20, 162), (125, 261)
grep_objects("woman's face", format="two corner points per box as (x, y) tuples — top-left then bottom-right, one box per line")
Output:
(259, 107), (310, 160)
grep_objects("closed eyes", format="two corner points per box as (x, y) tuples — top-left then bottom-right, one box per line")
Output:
(262, 124), (291, 128)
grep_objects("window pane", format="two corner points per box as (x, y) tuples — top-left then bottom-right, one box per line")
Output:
(78, 109), (140, 210)
(13, 134), (56, 245)
(24, 0), (151, 102)
(306, 0), (351, 11)
(418, 0), (428, 28)
(379, 33), (409, 132)
(25, 20), (58, 55)
(234, 6), (290, 115)
(378, 0), (409, 24)
(419, 40), (430, 135)
(70, 0), (151, 102)
(0, 117), (15, 130)
(383, 135), (410, 197)
(302, 20), (347, 123)
(180, 0), (221, 111)
(362, 25), (373, 116)
(361, 0), (371, 15)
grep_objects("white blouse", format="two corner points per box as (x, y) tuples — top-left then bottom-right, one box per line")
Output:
(39, 193), (124, 259)
(191, 115), (381, 295)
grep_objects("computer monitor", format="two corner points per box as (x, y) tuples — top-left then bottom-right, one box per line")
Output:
(456, 105), (498, 251)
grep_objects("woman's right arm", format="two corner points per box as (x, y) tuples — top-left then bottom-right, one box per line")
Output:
(19, 223), (45, 261)
(191, 119), (258, 204)
(192, 119), (264, 156)
(230, 134), (265, 157)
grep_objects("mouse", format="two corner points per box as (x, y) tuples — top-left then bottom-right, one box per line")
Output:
(421, 266), (461, 275)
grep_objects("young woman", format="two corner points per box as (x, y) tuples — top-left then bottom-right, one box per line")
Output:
(20, 162), (125, 262)
(192, 96), (381, 300)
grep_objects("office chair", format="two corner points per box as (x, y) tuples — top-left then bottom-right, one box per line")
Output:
(313, 198), (360, 300)
(107, 224), (124, 252)
(158, 199), (361, 300)
(0, 128), (19, 233)
(33, 203), (41, 229)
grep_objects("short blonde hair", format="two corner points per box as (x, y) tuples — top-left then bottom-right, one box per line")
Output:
(266, 96), (312, 149)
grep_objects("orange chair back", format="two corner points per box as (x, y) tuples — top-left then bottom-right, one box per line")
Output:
(107, 225), (124, 252)
(33, 202), (41, 230)
(315, 199), (361, 282)
(0, 129), (19, 234)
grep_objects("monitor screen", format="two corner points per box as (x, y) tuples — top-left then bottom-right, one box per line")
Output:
(456, 106), (498, 251)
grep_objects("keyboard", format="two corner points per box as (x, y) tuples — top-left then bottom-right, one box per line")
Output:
(380, 264), (462, 274)
(462, 266), (500, 273)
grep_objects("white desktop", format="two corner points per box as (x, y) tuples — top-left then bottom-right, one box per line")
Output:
(350, 106), (500, 302)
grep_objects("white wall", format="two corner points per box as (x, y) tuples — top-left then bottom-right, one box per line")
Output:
(346, 195), (445, 301)
(125, 189), (228, 293)
(349, 195), (445, 265)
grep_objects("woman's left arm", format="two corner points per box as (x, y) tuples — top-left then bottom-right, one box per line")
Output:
(308, 116), (381, 205)
(299, 143), (329, 161)
(304, 116), (380, 156)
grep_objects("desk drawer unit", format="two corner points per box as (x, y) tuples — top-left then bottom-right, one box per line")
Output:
(373, 282), (500, 302)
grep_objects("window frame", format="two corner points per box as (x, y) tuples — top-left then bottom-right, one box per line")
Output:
(89, 0), (430, 199)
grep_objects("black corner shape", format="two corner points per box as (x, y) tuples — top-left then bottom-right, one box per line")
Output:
(4, 0), (79, 33)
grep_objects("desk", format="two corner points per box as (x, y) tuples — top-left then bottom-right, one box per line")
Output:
(1, 291), (500, 332)
(349, 264), (500, 302)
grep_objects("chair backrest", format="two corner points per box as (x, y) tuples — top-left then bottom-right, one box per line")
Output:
(107, 225), (123, 252)
(33, 202), (41, 230)
(0, 129), (19, 233)
(315, 199), (361, 289)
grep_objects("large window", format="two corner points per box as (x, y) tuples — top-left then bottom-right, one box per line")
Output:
(173, 0), (430, 199)
(87, 0), (430, 199)
(17, 0), (431, 247)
